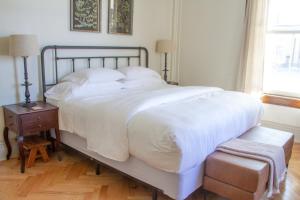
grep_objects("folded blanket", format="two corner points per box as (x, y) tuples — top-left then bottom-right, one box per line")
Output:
(217, 139), (286, 198)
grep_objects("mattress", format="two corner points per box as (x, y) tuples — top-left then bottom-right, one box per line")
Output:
(58, 131), (204, 200)
(48, 83), (263, 173)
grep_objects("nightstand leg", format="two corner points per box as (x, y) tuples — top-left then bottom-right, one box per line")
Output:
(46, 130), (56, 152)
(3, 127), (11, 160)
(17, 135), (25, 173)
(55, 127), (62, 161)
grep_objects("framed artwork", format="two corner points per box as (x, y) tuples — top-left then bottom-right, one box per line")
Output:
(70, 0), (101, 32)
(108, 0), (133, 35)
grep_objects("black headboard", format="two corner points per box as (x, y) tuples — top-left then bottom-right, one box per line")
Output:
(41, 45), (149, 101)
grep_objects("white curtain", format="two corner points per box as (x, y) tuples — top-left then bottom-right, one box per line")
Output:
(236, 0), (269, 95)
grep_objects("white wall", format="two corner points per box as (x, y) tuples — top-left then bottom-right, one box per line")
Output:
(179, 0), (246, 90)
(262, 105), (300, 142)
(178, 0), (300, 142)
(0, 0), (174, 158)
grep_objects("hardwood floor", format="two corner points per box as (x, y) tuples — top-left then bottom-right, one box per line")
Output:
(0, 144), (299, 200)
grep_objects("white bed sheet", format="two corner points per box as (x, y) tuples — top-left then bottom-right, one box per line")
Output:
(48, 81), (263, 173)
(128, 90), (263, 173)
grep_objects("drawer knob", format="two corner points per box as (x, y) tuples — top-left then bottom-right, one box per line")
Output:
(38, 116), (41, 120)
(38, 124), (42, 128)
(8, 115), (13, 119)
(9, 123), (14, 126)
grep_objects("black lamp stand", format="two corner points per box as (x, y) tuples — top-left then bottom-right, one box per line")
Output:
(163, 53), (168, 81)
(21, 56), (36, 108)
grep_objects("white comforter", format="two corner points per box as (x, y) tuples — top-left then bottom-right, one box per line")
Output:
(55, 86), (263, 173)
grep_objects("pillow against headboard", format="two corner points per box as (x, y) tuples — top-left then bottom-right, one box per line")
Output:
(61, 68), (125, 85)
(118, 66), (161, 81)
(45, 81), (124, 101)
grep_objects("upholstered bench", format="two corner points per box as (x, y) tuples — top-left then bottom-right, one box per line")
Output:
(203, 126), (294, 200)
(204, 152), (269, 200)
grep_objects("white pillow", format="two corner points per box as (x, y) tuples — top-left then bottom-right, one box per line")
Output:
(45, 81), (124, 100)
(118, 66), (161, 80)
(72, 82), (124, 99)
(45, 82), (77, 100)
(120, 78), (167, 90)
(61, 68), (125, 85)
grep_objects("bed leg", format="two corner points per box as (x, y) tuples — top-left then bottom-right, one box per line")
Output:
(96, 164), (101, 175)
(203, 189), (207, 200)
(152, 190), (158, 200)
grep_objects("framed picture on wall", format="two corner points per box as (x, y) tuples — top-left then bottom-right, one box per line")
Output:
(108, 0), (133, 35)
(70, 0), (101, 32)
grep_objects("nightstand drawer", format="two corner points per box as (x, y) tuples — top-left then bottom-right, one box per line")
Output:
(20, 110), (58, 134)
(4, 110), (17, 131)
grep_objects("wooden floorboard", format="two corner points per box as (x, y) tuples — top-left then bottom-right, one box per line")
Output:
(0, 144), (299, 200)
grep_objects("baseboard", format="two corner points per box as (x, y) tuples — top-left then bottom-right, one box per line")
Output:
(0, 139), (18, 161)
(0, 142), (6, 161)
(261, 120), (300, 143)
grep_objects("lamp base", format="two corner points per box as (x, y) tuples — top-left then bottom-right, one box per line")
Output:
(22, 102), (37, 108)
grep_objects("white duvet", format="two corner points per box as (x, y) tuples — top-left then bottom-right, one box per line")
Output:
(53, 85), (263, 173)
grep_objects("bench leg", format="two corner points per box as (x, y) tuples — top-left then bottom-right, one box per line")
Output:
(38, 146), (50, 162)
(27, 148), (38, 168)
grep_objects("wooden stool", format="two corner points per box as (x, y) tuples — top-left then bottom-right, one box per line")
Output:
(23, 136), (51, 168)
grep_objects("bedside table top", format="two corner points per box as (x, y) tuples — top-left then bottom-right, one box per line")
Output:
(3, 101), (58, 115)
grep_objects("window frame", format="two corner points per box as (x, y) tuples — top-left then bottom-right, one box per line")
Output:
(262, 0), (300, 104)
(262, 94), (300, 108)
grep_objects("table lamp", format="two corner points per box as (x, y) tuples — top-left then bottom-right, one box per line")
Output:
(155, 40), (175, 81)
(9, 34), (39, 107)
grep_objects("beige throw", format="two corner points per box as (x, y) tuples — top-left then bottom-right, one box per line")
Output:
(217, 139), (286, 198)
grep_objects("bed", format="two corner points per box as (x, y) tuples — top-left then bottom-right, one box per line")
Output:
(41, 45), (263, 200)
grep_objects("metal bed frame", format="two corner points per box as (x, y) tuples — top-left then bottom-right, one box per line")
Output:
(40, 45), (161, 200)
(41, 45), (149, 101)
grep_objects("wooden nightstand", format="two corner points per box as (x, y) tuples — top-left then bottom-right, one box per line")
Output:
(2, 101), (61, 173)
(167, 81), (179, 86)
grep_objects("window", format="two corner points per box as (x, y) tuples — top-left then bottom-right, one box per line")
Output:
(263, 0), (300, 98)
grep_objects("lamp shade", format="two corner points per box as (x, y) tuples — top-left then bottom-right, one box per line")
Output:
(9, 34), (39, 57)
(155, 40), (175, 53)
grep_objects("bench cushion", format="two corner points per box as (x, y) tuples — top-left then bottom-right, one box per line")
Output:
(240, 126), (294, 164)
(205, 152), (269, 193)
(204, 176), (266, 200)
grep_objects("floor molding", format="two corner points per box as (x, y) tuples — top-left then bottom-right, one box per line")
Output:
(0, 142), (6, 161)
(261, 120), (300, 143)
(0, 139), (18, 161)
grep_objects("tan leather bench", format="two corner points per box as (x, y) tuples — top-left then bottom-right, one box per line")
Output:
(203, 126), (294, 200)
(204, 152), (269, 200)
